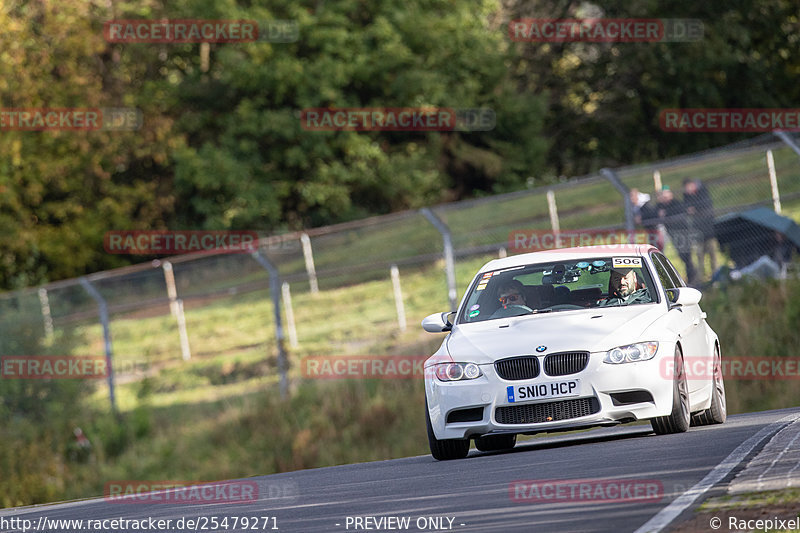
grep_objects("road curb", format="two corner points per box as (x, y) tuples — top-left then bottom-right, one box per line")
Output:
(633, 412), (800, 533)
(727, 417), (800, 494)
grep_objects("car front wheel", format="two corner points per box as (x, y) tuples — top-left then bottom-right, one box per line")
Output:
(426, 398), (469, 460)
(651, 345), (690, 435)
(691, 345), (727, 426)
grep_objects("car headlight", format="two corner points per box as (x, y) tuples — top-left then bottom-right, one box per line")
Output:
(604, 342), (658, 364)
(434, 362), (482, 382)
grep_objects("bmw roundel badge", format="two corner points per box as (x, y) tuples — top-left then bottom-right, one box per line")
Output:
(536, 345), (546, 353)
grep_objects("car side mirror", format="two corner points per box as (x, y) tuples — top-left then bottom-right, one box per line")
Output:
(422, 311), (455, 333)
(666, 287), (702, 308)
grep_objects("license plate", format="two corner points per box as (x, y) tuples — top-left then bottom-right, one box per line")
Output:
(506, 379), (580, 403)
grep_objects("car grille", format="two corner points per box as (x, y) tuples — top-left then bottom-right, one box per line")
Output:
(495, 356), (540, 380)
(543, 351), (590, 376)
(495, 397), (600, 425)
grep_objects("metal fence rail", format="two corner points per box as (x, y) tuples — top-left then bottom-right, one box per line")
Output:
(1, 131), (799, 407)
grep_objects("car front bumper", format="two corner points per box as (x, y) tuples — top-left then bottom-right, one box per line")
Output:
(425, 346), (676, 440)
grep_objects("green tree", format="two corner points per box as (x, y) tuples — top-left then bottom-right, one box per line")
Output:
(0, 0), (178, 289)
(161, 0), (549, 229)
(504, 0), (800, 175)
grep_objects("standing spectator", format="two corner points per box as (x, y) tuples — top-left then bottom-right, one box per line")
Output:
(629, 188), (651, 225)
(682, 179), (718, 279)
(67, 427), (93, 463)
(633, 188), (663, 249)
(657, 186), (697, 284)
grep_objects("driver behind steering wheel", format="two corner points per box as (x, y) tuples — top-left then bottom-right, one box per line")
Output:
(597, 266), (651, 307)
(496, 279), (529, 309)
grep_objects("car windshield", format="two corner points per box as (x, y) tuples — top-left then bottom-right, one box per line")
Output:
(458, 256), (657, 323)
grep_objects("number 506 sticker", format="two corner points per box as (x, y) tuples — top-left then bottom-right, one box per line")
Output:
(612, 257), (642, 268)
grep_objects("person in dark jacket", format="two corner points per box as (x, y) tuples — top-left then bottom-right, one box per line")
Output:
(631, 188), (663, 250)
(682, 179), (717, 279)
(657, 187), (697, 284)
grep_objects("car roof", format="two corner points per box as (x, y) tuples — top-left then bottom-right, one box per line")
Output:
(480, 244), (658, 273)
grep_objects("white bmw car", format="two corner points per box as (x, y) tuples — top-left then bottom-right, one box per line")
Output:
(422, 244), (726, 460)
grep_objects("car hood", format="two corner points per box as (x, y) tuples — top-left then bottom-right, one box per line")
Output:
(444, 305), (664, 364)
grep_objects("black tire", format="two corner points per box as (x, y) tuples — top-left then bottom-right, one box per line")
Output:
(651, 345), (691, 435)
(425, 398), (469, 460)
(691, 345), (727, 426)
(475, 434), (516, 452)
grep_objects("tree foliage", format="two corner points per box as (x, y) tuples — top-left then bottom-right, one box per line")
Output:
(503, 0), (800, 175)
(1, 0), (798, 288)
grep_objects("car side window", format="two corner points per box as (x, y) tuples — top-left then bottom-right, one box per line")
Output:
(650, 253), (675, 290)
(657, 253), (686, 287)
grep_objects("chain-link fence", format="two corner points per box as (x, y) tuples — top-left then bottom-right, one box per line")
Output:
(2, 131), (799, 408)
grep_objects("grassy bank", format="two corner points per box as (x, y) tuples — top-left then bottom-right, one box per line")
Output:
(700, 277), (800, 414)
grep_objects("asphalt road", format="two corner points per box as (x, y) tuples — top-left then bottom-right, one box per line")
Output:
(2, 408), (799, 533)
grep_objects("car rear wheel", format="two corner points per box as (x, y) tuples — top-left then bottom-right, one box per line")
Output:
(475, 434), (516, 452)
(691, 345), (727, 426)
(651, 345), (690, 435)
(426, 398), (469, 460)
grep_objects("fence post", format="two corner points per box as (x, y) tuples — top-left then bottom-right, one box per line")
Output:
(766, 149), (782, 214)
(600, 168), (635, 233)
(175, 300), (192, 361)
(390, 265), (407, 332)
(547, 190), (560, 234)
(37, 287), (54, 340)
(282, 282), (299, 349)
(421, 208), (458, 311)
(162, 261), (192, 361)
(300, 233), (319, 294)
(162, 260), (178, 317)
(78, 277), (117, 415)
(251, 250), (289, 399)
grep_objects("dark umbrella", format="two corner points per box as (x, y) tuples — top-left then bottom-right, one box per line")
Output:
(713, 207), (800, 267)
